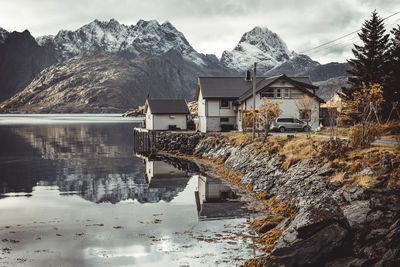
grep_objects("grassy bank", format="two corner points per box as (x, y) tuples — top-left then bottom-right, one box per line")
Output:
(162, 131), (400, 266)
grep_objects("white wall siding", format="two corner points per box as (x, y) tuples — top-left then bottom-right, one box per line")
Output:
(198, 90), (206, 117)
(145, 107), (154, 130)
(199, 116), (207, 133)
(207, 100), (236, 117)
(154, 114), (187, 130)
(206, 117), (221, 132)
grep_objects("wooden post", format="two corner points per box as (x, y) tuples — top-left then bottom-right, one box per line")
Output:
(252, 62), (257, 140)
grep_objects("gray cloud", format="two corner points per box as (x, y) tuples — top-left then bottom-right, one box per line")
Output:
(0, 0), (399, 63)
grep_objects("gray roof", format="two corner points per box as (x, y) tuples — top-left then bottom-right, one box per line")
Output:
(239, 74), (323, 102)
(147, 99), (189, 114)
(196, 77), (264, 99)
(196, 75), (321, 102)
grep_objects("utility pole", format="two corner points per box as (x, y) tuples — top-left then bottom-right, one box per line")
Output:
(252, 62), (257, 140)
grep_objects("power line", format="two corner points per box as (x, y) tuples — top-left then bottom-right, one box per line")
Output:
(305, 18), (400, 56)
(300, 10), (400, 54)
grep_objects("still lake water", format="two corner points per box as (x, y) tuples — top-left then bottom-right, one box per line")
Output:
(0, 115), (259, 267)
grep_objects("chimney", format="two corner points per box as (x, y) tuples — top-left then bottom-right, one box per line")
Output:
(245, 70), (251, 81)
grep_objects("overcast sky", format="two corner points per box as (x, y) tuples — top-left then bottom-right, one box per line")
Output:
(1, 0), (399, 63)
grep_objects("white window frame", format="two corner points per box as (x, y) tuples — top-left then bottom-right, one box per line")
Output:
(220, 99), (230, 109)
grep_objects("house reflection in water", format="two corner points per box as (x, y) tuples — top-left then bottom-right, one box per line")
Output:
(195, 176), (246, 220)
(144, 157), (190, 192)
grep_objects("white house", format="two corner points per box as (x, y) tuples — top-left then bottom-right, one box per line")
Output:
(144, 99), (190, 130)
(194, 74), (325, 132)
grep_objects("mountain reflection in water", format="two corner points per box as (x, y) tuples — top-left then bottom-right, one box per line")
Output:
(0, 124), (192, 203)
(0, 118), (261, 267)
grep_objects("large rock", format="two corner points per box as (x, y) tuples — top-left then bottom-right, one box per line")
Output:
(341, 200), (370, 229)
(268, 197), (351, 266)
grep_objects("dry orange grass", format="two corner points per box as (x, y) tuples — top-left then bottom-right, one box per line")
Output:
(248, 194), (296, 253)
(381, 120), (400, 139)
(279, 137), (322, 170)
(315, 120), (400, 139)
(258, 228), (284, 252)
(346, 173), (375, 187)
(221, 132), (253, 147)
(314, 126), (351, 137)
(330, 171), (345, 183)
(202, 156), (244, 186)
(242, 258), (267, 267)
(330, 144), (400, 188)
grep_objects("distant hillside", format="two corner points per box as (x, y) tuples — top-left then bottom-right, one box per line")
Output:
(0, 51), (233, 113)
(265, 54), (320, 76)
(315, 76), (348, 101)
(297, 62), (351, 82)
(0, 30), (57, 102)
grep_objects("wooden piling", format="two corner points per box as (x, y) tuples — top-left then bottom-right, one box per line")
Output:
(133, 128), (159, 155)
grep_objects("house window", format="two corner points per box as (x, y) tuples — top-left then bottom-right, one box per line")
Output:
(220, 99), (229, 109)
(284, 88), (290, 98)
(299, 110), (311, 120)
(169, 115), (175, 119)
(239, 110), (242, 121)
(220, 117), (229, 123)
(275, 88), (282, 98)
(262, 88), (275, 98)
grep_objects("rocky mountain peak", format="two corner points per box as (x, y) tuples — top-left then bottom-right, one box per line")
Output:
(239, 26), (290, 56)
(220, 25), (294, 72)
(0, 29), (57, 102)
(4, 30), (37, 47)
(36, 18), (204, 65)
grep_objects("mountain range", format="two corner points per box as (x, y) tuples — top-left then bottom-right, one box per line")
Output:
(0, 19), (350, 113)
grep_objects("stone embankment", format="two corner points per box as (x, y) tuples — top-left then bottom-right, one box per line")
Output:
(155, 132), (400, 267)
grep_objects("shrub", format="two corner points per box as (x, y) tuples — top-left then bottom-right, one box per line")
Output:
(349, 123), (382, 147)
(315, 139), (349, 160)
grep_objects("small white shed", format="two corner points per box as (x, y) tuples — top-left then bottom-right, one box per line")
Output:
(144, 99), (190, 130)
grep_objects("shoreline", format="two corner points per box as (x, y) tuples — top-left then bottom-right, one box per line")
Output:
(152, 131), (400, 266)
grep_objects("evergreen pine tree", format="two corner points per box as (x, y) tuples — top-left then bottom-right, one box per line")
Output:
(342, 10), (389, 101)
(384, 25), (400, 117)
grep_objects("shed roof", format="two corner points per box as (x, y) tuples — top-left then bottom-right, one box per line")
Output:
(146, 99), (190, 114)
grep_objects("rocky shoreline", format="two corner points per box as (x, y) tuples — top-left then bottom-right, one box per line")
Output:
(153, 132), (400, 267)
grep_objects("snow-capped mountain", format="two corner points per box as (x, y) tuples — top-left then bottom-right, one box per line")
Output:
(220, 26), (293, 72)
(0, 27), (9, 44)
(37, 19), (208, 66)
(220, 26), (319, 74)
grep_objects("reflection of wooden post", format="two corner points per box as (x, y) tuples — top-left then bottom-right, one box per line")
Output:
(133, 129), (136, 153)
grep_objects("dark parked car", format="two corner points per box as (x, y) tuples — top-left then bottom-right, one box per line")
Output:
(270, 118), (310, 132)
